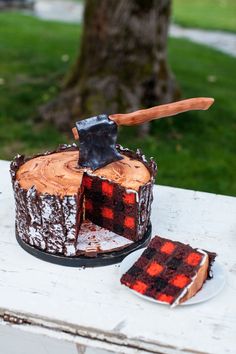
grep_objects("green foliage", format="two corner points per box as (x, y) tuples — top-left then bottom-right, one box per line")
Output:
(0, 12), (235, 195)
(173, 0), (236, 32)
(121, 38), (236, 195)
(0, 12), (81, 156)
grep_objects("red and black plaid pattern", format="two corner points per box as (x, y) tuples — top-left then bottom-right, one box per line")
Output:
(121, 236), (207, 305)
(82, 173), (140, 241)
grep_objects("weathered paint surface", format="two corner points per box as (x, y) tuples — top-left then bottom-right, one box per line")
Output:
(0, 160), (235, 354)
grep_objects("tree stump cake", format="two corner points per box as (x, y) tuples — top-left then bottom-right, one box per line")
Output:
(10, 144), (157, 257)
(10, 98), (214, 261)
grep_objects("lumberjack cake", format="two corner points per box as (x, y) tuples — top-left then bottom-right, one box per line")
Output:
(10, 98), (214, 259)
(10, 144), (157, 257)
(120, 236), (216, 306)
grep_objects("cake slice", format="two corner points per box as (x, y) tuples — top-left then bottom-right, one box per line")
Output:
(120, 236), (216, 306)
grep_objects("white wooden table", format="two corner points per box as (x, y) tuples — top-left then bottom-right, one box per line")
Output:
(0, 159), (236, 354)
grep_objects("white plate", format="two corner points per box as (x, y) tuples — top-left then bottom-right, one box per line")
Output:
(120, 248), (226, 306)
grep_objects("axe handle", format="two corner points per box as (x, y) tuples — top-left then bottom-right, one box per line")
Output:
(72, 127), (79, 140)
(109, 97), (214, 126)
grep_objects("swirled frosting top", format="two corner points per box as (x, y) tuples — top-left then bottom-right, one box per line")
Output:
(16, 151), (151, 196)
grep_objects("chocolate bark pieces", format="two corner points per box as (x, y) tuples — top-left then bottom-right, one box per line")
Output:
(12, 178), (81, 256)
(39, 194), (65, 254)
(137, 182), (154, 239)
(14, 181), (30, 244)
(26, 186), (46, 250)
(10, 154), (25, 183)
(62, 195), (79, 243)
(14, 183), (45, 250)
(62, 192), (84, 256)
(30, 192), (81, 256)
(26, 186), (42, 225)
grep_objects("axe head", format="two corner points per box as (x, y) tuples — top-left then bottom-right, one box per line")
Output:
(75, 114), (123, 170)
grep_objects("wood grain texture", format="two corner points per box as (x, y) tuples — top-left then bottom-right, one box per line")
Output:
(0, 160), (235, 354)
(72, 127), (79, 140)
(109, 98), (214, 126)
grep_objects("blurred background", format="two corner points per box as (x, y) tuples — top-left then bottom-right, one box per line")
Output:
(0, 0), (235, 195)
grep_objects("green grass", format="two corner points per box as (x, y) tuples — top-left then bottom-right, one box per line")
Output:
(0, 12), (81, 156)
(0, 12), (235, 196)
(173, 0), (236, 32)
(120, 38), (236, 195)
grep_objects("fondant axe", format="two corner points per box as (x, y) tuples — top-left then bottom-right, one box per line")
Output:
(72, 97), (214, 170)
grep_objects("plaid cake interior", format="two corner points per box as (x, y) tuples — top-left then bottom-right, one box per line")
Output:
(82, 173), (140, 241)
(120, 236), (215, 305)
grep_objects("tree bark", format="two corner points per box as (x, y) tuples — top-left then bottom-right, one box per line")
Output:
(39, 0), (180, 134)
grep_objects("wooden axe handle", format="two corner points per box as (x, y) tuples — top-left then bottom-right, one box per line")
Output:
(72, 127), (79, 140)
(109, 97), (214, 126)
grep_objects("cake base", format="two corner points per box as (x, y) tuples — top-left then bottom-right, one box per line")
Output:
(16, 224), (152, 267)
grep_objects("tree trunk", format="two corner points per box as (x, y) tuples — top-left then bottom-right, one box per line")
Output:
(39, 0), (180, 135)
